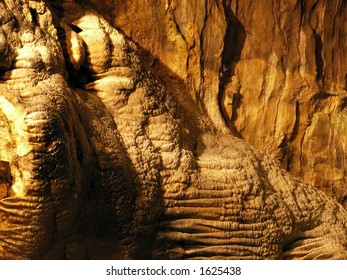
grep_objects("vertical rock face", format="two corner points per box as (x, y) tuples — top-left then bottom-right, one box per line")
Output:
(223, 0), (347, 205)
(87, 0), (347, 205)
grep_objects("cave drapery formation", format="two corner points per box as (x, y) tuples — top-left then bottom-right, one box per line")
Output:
(0, 0), (347, 259)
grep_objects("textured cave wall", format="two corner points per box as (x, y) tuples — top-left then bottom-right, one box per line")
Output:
(1, 0), (347, 260)
(85, 0), (347, 206)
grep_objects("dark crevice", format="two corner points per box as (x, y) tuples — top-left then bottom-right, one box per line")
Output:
(76, 138), (84, 163)
(289, 101), (300, 143)
(342, 195), (347, 209)
(46, 0), (64, 18)
(313, 31), (324, 82)
(55, 24), (79, 85)
(70, 24), (83, 34)
(218, 1), (245, 136)
(77, 65), (96, 88)
(197, 0), (209, 112)
(231, 93), (242, 122)
(339, 96), (347, 111)
(299, 0), (305, 27)
(0, 161), (12, 199)
(29, 8), (39, 26)
(222, 2), (246, 65)
(310, 0), (320, 14)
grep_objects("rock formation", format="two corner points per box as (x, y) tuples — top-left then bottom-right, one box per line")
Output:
(87, 0), (347, 205)
(0, 0), (347, 259)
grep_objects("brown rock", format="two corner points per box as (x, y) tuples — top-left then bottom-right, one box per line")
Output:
(0, 181), (8, 199)
(86, 0), (347, 205)
(0, 161), (10, 180)
(0, 161), (10, 199)
(0, 0), (347, 260)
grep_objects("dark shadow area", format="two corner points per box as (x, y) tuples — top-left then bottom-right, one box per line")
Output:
(219, 2), (246, 137)
(221, 1), (247, 66)
(40, 1), (165, 260)
(313, 30), (324, 82)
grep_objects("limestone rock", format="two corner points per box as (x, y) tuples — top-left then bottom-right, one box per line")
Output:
(87, 0), (347, 205)
(0, 0), (347, 260)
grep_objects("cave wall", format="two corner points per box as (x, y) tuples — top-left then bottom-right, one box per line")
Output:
(1, 0), (347, 259)
(86, 0), (347, 206)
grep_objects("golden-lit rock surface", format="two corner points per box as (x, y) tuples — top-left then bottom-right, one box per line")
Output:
(0, 0), (347, 259)
(87, 0), (347, 205)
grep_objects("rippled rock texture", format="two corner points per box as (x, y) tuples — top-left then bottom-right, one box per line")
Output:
(0, 0), (347, 259)
(87, 0), (347, 205)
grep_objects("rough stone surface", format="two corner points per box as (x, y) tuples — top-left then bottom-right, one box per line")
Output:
(0, 0), (347, 259)
(87, 0), (347, 205)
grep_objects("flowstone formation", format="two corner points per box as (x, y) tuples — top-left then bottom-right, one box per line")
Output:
(87, 0), (347, 205)
(0, 0), (347, 259)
